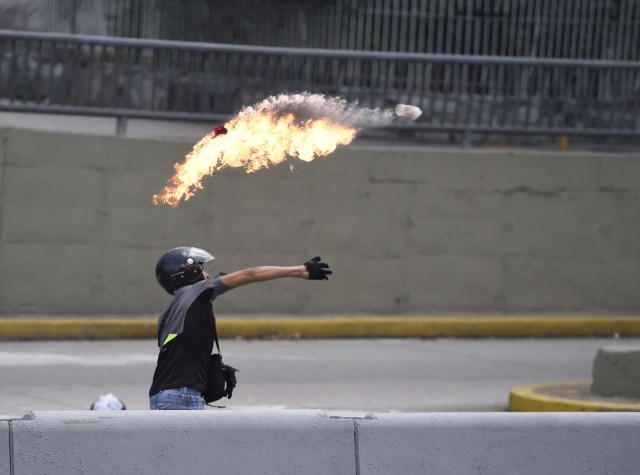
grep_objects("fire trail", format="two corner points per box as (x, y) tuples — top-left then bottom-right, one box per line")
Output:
(153, 92), (417, 207)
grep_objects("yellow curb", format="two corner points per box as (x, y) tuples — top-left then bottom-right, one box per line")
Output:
(509, 381), (640, 412)
(218, 316), (640, 339)
(0, 318), (157, 340)
(0, 315), (640, 340)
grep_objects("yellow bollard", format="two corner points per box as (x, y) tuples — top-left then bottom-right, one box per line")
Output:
(559, 135), (570, 151)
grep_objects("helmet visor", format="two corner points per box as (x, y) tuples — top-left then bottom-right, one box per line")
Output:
(187, 247), (215, 266)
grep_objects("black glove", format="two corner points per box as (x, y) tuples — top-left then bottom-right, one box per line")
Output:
(222, 365), (238, 399)
(303, 256), (332, 280)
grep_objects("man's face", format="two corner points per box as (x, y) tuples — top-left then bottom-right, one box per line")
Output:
(202, 270), (210, 280)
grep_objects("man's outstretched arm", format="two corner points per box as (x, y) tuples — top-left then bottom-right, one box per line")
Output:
(219, 256), (332, 288)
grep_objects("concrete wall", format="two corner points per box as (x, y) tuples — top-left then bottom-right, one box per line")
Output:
(1, 127), (639, 315)
(4, 411), (640, 474)
(0, 420), (8, 475)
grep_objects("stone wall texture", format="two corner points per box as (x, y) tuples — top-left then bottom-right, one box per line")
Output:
(1, 127), (639, 315)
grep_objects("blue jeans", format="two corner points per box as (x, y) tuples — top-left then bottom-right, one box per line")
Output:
(149, 387), (204, 410)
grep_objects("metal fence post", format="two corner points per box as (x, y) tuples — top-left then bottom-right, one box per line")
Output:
(116, 115), (127, 135)
(462, 129), (472, 148)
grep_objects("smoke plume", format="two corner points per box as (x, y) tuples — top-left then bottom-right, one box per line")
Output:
(237, 92), (395, 130)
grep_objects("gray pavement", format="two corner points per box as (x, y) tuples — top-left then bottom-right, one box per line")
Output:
(1, 337), (637, 418)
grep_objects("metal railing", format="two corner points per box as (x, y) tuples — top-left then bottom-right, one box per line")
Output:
(0, 30), (639, 140)
(2, 0), (639, 60)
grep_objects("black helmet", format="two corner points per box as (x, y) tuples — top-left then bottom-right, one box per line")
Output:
(155, 247), (215, 295)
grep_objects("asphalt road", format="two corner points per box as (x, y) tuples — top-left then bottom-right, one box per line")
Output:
(1, 337), (637, 418)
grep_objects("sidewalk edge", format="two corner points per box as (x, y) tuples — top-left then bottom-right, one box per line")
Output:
(1, 316), (640, 340)
(509, 381), (640, 412)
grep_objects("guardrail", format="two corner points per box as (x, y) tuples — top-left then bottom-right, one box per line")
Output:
(0, 30), (638, 142)
(4, 1), (640, 61)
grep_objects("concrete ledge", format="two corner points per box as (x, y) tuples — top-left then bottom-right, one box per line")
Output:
(0, 421), (9, 475)
(5, 411), (640, 475)
(356, 412), (640, 475)
(1, 315), (640, 340)
(10, 410), (355, 475)
(509, 381), (640, 412)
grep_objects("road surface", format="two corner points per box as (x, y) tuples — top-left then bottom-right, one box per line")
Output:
(0, 337), (636, 418)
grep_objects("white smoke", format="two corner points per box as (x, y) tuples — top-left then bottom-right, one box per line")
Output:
(236, 92), (395, 130)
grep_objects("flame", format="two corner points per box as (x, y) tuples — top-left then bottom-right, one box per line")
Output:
(153, 111), (357, 207)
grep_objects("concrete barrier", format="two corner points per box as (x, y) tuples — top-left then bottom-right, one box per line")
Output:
(3, 411), (640, 474)
(592, 346), (640, 398)
(9, 410), (355, 475)
(0, 421), (9, 475)
(356, 413), (640, 475)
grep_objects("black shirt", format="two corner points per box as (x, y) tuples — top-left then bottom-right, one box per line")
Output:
(149, 275), (232, 397)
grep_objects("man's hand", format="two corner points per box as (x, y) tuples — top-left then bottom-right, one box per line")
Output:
(303, 256), (332, 280)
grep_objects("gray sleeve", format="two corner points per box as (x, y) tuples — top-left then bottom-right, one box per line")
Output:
(203, 273), (234, 301)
